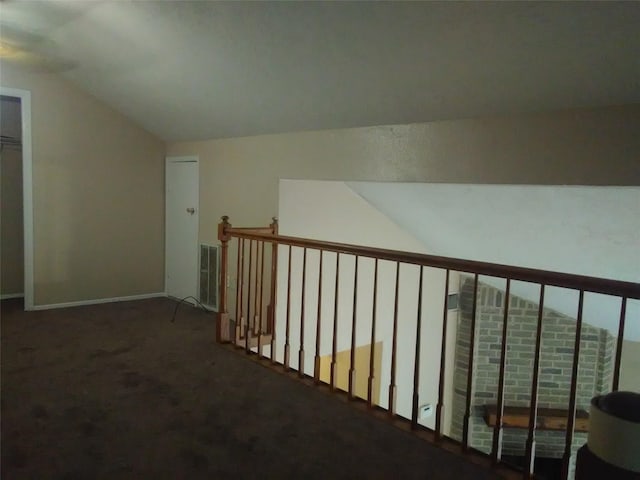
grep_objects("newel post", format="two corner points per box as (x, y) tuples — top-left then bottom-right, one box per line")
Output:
(217, 215), (232, 343)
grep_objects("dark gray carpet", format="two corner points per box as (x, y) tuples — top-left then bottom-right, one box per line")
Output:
(1, 297), (502, 479)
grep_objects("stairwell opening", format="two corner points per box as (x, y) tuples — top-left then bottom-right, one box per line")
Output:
(451, 277), (615, 480)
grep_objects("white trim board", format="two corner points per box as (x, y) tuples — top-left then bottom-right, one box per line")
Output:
(1, 293), (25, 300)
(30, 292), (167, 311)
(0, 87), (34, 310)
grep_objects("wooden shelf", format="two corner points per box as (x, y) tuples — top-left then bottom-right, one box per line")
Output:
(484, 405), (589, 432)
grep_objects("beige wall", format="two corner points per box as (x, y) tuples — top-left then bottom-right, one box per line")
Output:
(166, 104), (640, 245)
(0, 62), (166, 305)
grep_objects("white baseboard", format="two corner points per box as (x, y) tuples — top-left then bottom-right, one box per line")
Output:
(30, 292), (167, 311)
(1, 293), (25, 300)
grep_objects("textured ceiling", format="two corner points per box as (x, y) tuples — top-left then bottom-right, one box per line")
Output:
(1, 1), (639, 141)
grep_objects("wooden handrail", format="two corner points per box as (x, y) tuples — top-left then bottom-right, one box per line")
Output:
(227, 226), (276, 233)
(224, 228), (640, 299)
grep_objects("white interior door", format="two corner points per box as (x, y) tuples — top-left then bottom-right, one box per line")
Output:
(165, 156), (199, 300)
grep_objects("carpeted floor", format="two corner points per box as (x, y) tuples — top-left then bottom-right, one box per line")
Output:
(1, 297), (503, 479)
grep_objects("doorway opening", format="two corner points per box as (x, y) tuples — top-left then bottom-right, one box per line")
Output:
(1, 95), (23, 304)
(0, 87), (34, 309)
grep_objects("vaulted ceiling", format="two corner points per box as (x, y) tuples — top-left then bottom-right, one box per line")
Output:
(1, 1), (639, 141)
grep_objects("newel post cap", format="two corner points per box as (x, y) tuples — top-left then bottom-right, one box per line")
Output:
(218, 215), (232, 242)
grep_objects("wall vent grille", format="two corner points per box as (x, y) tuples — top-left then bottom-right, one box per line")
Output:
(199, 243), (220, 311)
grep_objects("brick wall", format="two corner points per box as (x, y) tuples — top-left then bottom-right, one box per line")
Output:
(451, 277), (615, 479)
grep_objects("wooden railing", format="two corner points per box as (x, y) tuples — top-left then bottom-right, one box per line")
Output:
(216, 216), (639, 480)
